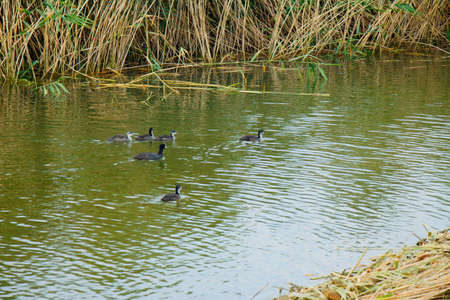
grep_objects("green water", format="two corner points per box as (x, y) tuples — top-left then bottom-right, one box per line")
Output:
(0, 57), (449, 299)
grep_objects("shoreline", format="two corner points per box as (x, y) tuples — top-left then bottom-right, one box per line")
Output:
(277, 228), (449, 300)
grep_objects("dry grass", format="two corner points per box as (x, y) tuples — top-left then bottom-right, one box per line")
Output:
(0, 0), (147, 81)
(1, 0), (448, 83)
(278, 228), (450, 300)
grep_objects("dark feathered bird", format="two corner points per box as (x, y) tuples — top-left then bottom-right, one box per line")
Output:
(134, 143), (166, 160)
(136, 127), (155, 141)
(154, 130), (177, 141)
(107, 131), (136, 142)
(239, 129), (264, 141)
(161, 184), (182, 202)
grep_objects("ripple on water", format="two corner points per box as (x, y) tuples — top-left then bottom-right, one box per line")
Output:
(0, 64), (449, 299)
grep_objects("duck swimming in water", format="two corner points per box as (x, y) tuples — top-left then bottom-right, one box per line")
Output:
(134, 143), (166, 160)
(136, 127), (155, 141)
(107, 131), (136, 142)
(239, 129), (264, 141)
(154, 130), (177, 142)
(161, 184), (182, 202)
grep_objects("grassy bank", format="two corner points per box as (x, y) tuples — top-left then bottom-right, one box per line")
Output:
(277, 228), (449, 300)
(1, 0), (448, 83)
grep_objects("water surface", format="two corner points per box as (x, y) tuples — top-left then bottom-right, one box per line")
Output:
(0, 57), (449, 299)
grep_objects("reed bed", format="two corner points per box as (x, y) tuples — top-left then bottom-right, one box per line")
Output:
(1, 0), (448, 83)
(278, 228), (450, 300)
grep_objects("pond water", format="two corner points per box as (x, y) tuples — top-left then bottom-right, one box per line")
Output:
(0, 57), (449, 299)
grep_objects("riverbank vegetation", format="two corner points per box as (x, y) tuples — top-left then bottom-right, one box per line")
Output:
(277, 228), (449, 300)
(1, 0), (448, 84)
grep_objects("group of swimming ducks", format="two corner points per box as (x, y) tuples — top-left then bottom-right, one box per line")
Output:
(107, 127), (265, 202)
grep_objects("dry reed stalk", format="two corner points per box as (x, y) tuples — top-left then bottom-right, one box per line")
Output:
(0, 1), (40, 82)
(212, 0), (232, 58)
(188, 1), (212, 61)
(358, 0), (447, 51)
(82, 1), (147, 73)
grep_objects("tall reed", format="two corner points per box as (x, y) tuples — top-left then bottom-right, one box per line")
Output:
(1, 0), (448, 83)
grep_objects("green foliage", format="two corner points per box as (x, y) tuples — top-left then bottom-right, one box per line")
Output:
(18, 61), (39, 81)
(148, 55), (162, 72)
(394, 3), (416, 14)
(307, 63), (328, 81)
(35, 79), (69, 97)
(37, 1), (93, 29)
(298, 62), (328, 83)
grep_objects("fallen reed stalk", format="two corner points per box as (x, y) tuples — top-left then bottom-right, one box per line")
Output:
(97, 80), (331, 97)
(278, 228), (450, 300)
